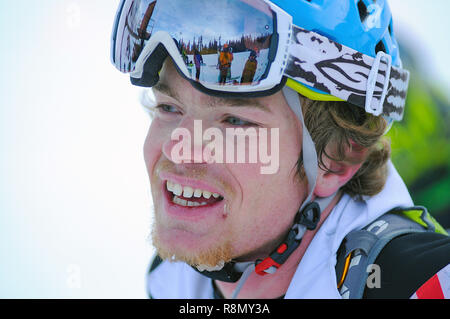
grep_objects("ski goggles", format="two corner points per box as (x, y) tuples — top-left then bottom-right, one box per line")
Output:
(111, 0), (410, 121)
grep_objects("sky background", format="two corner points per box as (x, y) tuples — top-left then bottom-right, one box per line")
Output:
(151, 0), (274, 42)
(0, 0), (449, 298)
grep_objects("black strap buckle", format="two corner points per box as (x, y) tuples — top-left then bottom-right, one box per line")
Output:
(296, 202), (321, 231)
(255, 201), (322, 276)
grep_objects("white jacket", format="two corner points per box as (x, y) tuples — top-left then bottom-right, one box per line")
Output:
(147, 161), (413, 299)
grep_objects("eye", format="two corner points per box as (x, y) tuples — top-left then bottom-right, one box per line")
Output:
(156, 104), (181, 114)
(223, 116), (257, 127)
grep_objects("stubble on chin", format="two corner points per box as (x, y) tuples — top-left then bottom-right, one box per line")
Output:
(150, 208), (234, 268)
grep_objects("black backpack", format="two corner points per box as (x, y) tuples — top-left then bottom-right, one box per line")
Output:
(335, 206), (448, 298)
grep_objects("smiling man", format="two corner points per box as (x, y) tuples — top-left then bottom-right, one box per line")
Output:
(147, 59), (307, 282)
(111, 0), (450, 299)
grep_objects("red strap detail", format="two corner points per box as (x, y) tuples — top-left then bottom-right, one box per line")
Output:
(415, 274), (445, 299)
(255, 257), (281, 276)
(277, 243), (288, 254)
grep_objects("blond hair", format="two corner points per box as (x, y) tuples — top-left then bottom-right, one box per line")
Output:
(299, 95), (391, 199)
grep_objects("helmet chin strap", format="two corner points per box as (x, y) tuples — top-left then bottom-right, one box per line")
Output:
(193, 87), (337, 298)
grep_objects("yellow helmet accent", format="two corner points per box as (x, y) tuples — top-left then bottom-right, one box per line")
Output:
(286, 78), (344, 102)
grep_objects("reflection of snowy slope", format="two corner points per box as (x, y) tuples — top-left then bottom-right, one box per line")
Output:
(187, 49), (269, 84)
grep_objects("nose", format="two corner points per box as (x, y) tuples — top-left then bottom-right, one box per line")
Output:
(162, 117), (211, 164)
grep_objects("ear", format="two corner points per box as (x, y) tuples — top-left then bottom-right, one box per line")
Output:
(314, 158), (363, 198)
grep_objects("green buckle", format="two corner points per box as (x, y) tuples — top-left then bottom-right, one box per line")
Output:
(398, 206), (448, 235)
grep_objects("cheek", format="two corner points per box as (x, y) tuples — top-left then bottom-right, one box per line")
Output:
(143, 119), (168, 172)
(229, 153), (305, 223)
(228, 165), (306, 256)
(231, 124), (305, 232)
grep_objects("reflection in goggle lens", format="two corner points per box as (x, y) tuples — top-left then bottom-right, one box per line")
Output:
(116, 0), (275, 86)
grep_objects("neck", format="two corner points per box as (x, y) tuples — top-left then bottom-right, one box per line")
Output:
(214, 191), (342, 299)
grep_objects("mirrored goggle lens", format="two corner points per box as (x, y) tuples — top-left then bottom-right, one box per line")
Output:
(112, 0), (275, 86)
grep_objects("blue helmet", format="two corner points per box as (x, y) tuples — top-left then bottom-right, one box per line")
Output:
(270, 0), (402, 101)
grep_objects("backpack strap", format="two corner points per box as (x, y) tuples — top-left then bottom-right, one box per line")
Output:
(335, 206), (446, 299)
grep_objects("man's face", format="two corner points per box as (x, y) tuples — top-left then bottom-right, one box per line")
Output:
(144, 59), (307, 268)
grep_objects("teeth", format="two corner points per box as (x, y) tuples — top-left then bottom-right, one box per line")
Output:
(172, 183), (183, 196)
(173, 196), (208, 207)
(166, 181), (223, 200)
(193, 189), (202, 198)
(203, 191), (211, 199)
(166, 180), (175, 192)
(183, 186), (194, 198)
(173, 196), (187, 206)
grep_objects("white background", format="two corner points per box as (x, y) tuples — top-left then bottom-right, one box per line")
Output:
(0, 0), (449, 298)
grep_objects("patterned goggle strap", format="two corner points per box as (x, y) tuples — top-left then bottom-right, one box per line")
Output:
(285, 25), (410, 121)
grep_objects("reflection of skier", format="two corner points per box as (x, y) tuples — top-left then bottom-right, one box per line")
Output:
(194, 49), (203, 81)
(240, 50), (258, 84)
(218, 44), (233, 84)
(227, 47), (234, 81)
(253, 46), (260, 57)
(181, 46), (189, 65)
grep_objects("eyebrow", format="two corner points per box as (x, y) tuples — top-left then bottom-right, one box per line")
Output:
(152, 82), (272, 113)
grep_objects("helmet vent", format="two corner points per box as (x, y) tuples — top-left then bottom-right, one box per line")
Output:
(375, 40), (386, 54)
(357, 0), (369, 22)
